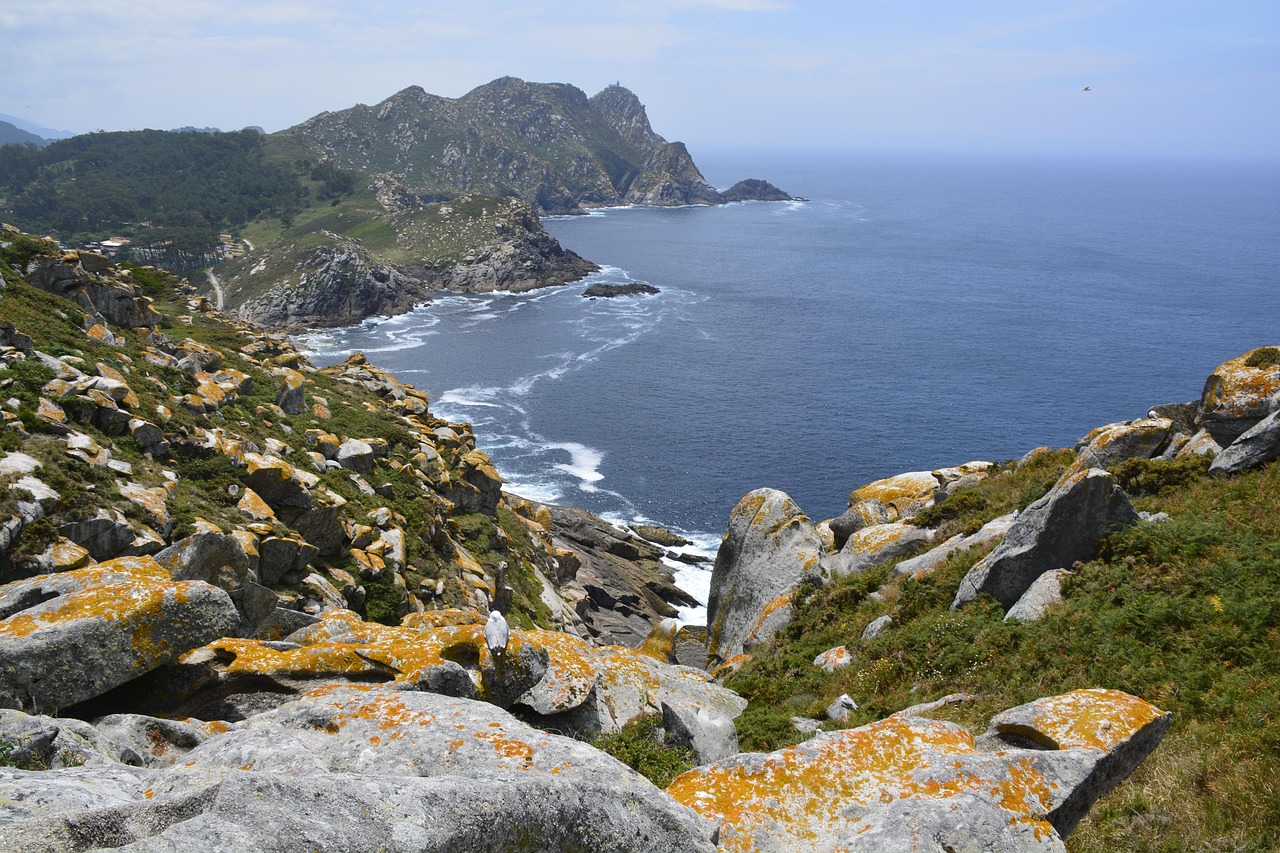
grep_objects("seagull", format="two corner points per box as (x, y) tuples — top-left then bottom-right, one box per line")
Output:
(1082, 86), (1092, 92)
(484, 610), (510, 659)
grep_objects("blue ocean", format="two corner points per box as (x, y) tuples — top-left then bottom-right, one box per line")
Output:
(296, 149), (1280, 613)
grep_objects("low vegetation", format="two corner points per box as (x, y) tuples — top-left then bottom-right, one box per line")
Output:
(593, 713), (696, 788)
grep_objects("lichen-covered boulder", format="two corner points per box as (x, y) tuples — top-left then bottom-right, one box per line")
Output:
(0, 684), (719, 853)
(1074, 416), (1173, 468)
(0, 557), (238, 713)
(894, 511), (1018, 579)
(952, 468), (1138, 612)
(977, 688), (1174, 835)
(827, 522), (933, 578)
(667, 688), (1170, 853)
(1198, 346), (1280, 442)
(161, 612), (745, 741)
(707, 489), (826, 667)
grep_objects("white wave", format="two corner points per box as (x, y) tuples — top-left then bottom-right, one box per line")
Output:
(547, 442), (605, 485)
(671, 563), (712, 626)
(437, 394), (503, 409)
(501, 481), (564, 504)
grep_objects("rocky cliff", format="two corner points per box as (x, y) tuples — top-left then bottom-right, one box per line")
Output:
(221, 192), (596, 331)
(283, 77), (791, 215)
(0, 227), (1189, 851)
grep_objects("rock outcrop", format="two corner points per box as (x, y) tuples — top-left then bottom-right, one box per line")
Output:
(667, 689), (1171, 853)
(706, 489), (827, 668)
(952, 467), (1138, 611)
(229, 201), (597, 331)
(0, 685), (720, 853)
(0, 558), (238, 714)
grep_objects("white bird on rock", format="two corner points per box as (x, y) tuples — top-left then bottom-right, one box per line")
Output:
(484, 610), (510, 658)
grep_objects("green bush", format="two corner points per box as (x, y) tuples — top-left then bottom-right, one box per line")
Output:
(1243, 346), (1280, 369)
(592, 714), (696, 788)
(1109, 455), (1211, 497)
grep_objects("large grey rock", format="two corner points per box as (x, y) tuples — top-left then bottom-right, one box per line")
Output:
(0, 558), (239, 713)
(952, 468), (1138, 612)
(155, 532), (251, 589)
(334, 438), (376, 473)
(0, 685), (719, 853)
(1005, 569), (1071, 623)
(57, 508), (136, 560)
(827, 522), (933, 578)
(1074, 417), (1173, 468)
(667, 688), (1171, 853)
(706, 488), (826, 667)
(1208, 408), (1280, 475)
(662, 700), (739, 764)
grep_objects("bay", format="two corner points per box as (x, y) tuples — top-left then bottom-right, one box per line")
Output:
(297, 149), (1280, 565)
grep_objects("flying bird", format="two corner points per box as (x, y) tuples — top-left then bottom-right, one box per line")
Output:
(484, 610), (510, 658)
(1082, 86), (1092, 91)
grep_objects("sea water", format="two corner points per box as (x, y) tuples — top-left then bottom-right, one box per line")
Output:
(295, 149), (1280, 622)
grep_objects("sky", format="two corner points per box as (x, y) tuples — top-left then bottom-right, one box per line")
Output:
(1, 1), (1277, 159)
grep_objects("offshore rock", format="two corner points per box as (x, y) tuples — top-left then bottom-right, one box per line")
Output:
(667, 688), (1170, 853)
(952, 468), (1138, 612)
(706, 488), (826, 667)
(720, 179), (794, 202)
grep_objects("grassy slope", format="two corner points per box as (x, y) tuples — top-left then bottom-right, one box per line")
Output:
(725, 452), (1279, 851)
(0, 235), (554, 628)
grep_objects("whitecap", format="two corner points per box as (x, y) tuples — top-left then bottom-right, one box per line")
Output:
(547, 442), (605, 485)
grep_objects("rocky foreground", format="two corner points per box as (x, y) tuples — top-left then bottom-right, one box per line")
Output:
(2, 229), (1276, 849)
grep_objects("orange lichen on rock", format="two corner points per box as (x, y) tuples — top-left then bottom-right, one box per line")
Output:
(1023, 688), (1169, 751)
(667, 716), (1061, 852)
(0, 558), (175, 641)
(401, 609), (486, 629)
(1201, 347), (1280, 420)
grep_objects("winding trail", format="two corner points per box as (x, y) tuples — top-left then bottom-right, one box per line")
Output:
(205, 268), (225, 310)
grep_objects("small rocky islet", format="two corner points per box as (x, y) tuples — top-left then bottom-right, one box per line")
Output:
(2, 228), (1278, 850)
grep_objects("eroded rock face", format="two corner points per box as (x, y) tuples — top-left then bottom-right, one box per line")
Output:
(667, 689), (1170, 853)
(952, 468), (1138, 612)
(0, 557), (238, 714)
(0, 684), (719, 853)
(706, 489), (827, 667)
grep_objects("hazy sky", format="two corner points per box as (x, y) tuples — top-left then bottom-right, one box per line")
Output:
(2, 1), (1276, 158)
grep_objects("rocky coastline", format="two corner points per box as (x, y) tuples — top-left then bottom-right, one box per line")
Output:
(2, 228), (1277, 850)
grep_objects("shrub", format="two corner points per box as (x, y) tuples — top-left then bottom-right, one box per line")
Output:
(1109, 454), (1211, 497)
(592, 714), (696, 788)
(1243, 346), (1280, 369)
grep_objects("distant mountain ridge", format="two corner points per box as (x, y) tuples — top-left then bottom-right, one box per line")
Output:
(284, 77), (788, 215)
(0, 120), (46, 148)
